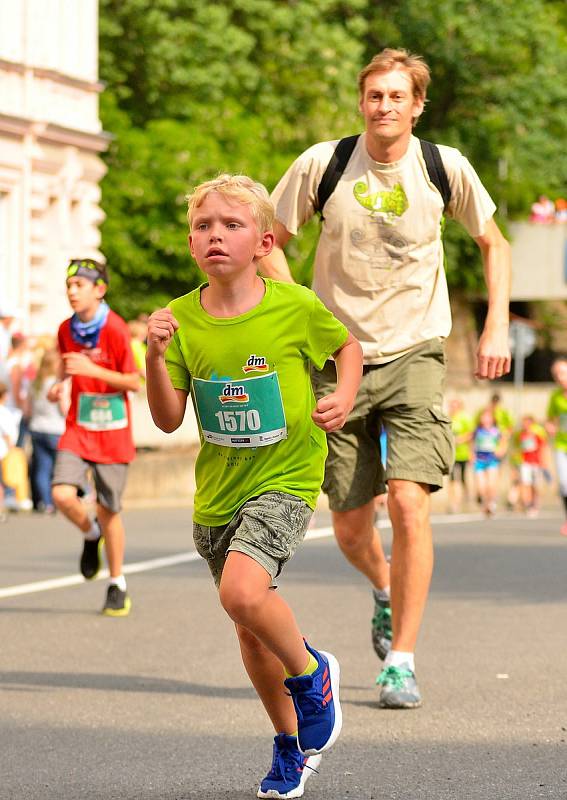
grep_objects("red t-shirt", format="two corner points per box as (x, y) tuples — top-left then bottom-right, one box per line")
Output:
(57, 310), (136, 464)
(519, 427), (545, 465)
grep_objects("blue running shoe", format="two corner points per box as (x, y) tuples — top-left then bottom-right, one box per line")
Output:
(257, 734), (321, 799)
(284, 642), (342, 756)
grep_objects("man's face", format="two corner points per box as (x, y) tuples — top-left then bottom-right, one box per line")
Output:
(189, 193), (273, 281)
(359, 68), (424, 144)
(66, 276), (105, 316)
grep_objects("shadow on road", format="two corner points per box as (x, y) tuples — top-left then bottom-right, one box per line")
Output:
(0, 670), (256, 698)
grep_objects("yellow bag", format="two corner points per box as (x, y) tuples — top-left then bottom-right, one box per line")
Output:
(1, 447), (30, 501)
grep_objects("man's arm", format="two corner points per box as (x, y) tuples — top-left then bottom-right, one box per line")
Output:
(473, 217), (512, 380)
(259, 221), (295, 283)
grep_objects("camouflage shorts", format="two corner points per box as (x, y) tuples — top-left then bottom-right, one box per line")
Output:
(192, 492), (313, 587)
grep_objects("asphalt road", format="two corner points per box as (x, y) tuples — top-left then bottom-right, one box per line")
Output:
(1, 506), (566, 800)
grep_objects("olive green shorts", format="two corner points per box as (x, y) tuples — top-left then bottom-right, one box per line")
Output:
(311, 338), (454, 512)
(192, 491), (312, 587)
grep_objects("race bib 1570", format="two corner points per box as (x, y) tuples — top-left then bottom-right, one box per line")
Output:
(192, 372), (287, 448)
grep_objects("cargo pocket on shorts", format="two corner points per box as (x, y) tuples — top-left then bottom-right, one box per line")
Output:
(429, 405), (455, 475)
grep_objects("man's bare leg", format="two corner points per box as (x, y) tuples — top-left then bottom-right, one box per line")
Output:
(387, 479), (432, 653)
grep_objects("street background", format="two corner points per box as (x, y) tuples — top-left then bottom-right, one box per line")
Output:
(1, 505), (566, 799)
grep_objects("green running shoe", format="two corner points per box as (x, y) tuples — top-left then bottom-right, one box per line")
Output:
(371, 590), (392, 661)
(376, 664), (422, 709)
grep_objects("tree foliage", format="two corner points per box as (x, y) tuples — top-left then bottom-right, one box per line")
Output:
(98, 0), (567, 314)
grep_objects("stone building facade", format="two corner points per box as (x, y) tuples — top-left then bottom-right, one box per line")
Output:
(0, 0), (109, 335)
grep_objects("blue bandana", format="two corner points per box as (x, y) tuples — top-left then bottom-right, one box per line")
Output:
(70, 301), (110, 349)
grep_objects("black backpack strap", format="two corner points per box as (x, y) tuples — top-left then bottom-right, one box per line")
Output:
(420, 139), (451, 211)
(316, 134), (360, 217)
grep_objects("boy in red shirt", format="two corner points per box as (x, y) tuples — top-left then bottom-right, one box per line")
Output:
(517, 414), (548, 517)
(49, 259), (140, 615)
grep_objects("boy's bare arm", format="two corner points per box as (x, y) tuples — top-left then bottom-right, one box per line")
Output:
(311, 332), (363, 433)
(62, 353), (140, 393)
(145, 308), (188, 432)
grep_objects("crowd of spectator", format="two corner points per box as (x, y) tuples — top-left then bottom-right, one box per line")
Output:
(529, 195), (567, 224)
(448, 392), (554, 519)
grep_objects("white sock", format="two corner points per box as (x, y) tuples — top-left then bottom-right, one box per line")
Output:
(374, 586), (390, 602)
(109, 575), (127, 592)
(385, 650), (415, 672)
(83, 519), (100, 541)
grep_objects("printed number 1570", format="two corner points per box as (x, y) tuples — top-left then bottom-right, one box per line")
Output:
(214, 410), (261, 432)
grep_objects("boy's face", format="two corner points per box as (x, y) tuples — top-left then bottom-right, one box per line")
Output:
(66, 276), (106, 317)
(480, 409), (494, 428)
(552, 360), (567, 390)
(189, 193), (273, 281)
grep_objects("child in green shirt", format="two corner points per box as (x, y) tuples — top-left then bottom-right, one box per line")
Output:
(546, 356), (567, 536)
(146, 174), (363, 798)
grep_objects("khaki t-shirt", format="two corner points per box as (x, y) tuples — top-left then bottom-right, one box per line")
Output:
(271, 134), (496, 363)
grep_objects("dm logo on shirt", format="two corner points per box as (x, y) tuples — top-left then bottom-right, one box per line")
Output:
(242, 354), (269, 374)
(219, 383), (250, 404)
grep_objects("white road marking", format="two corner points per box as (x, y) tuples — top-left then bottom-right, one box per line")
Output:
(0, 552), (201, 600)
(0, 511), (485, 600)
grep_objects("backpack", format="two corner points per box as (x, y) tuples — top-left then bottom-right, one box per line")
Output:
(315, 134), (451, 218)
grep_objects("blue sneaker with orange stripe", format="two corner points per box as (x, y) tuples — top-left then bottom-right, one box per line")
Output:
(284, 642), (342, 756)
(257, 733), (321, 799)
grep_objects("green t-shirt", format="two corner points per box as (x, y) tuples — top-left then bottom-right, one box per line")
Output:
(165, 279), (349, 525)
(547, 388), (567, 453)
(451, 410), (474, 462)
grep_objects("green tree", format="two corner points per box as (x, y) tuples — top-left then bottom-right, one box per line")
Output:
(99, 0), (567, 311)
(365, 0), (567, 291)
(99, 0), (367, 314)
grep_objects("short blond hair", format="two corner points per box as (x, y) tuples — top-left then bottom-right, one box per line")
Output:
(186, 174), (274, 234)
(358, 48), (431, 120)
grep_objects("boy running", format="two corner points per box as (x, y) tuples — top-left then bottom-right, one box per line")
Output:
(49, 259), (140, 616)
(146, 175), (362, 798)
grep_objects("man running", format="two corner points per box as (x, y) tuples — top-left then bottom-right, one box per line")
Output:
(261, 48), (511, 707)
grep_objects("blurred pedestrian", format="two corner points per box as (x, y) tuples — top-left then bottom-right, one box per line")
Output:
(546, 356), (567, 535)
(29, 350), (67, 514)
(0, 381), (19, 522)
(5, 332), (35, 447)
(448, 398), (474, 513)
(473, 407), (504, 516)
(517, 415), (548, 517)
(128, 319), (147, 383)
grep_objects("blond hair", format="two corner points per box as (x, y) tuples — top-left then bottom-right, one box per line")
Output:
(358, 48), (431, 126)
(186, 174), (274, 234)
(32, 349), (60, 395)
